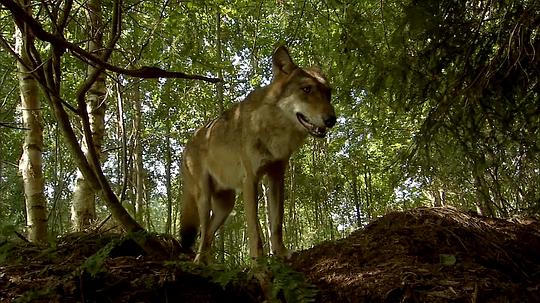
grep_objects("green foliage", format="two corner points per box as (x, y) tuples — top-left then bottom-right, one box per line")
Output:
(266, 258), (318, 303)
(387, 0), (540, 216)
(167, 257), (317, 302)
(439, 254), (457, 266)
(77, 238), (119, 277)
(13, 288), (53, 303)
(0, 240), (18, 264)
(166, 260), (246, 289)
(0, 223), (18, 240)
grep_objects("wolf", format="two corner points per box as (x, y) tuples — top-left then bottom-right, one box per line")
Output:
(180, 45), (336, 263)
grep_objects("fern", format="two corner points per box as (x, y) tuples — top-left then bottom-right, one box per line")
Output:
(13, 288), (53, 303)
(0, 240), (16, 264)
(167, 260), (245, 289)
(266, 258), (318, 303)
(167, 258), (317, 302)
(78, 238), (119, 277)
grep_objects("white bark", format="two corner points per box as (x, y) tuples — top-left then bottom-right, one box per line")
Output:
(133, 84), (144, 223)
(71, 0), (106, 230)
(15, 21), (48, 243)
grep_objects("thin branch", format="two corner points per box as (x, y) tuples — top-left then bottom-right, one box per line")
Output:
(0, 32), (27, 72)
(0, 121), (29, 130)
(380, 0), (391, 50)
(58, 0), (74, 31)
(0, 32), (79, 114)
(290, 0), (306, 43)
(1, 0), (221, 83)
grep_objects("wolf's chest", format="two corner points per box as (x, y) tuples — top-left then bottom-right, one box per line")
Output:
(256, 131), (304, 161)
(248, 110), (306, 161)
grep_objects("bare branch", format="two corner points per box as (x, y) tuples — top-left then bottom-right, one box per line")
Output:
(1, 0), (221, 83)
(0, 121), (29, 130)
(58, 0), (74, 31)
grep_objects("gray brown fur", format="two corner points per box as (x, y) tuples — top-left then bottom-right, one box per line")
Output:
(180, 46), (336, 263)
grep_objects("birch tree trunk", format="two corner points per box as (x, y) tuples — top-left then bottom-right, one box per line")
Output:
(351, 171), (362, 227)
(165, 116), (172, 234)
(71, 0), (107, 230)
(133, 83), (144, 223)
(15, 12), (48, 243)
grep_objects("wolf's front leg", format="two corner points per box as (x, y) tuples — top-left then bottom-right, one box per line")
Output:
(266, 162), (290, 258)
(243, 178), (264, 260)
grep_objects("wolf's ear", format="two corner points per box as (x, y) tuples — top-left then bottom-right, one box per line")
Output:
(272, 46), (297, 77)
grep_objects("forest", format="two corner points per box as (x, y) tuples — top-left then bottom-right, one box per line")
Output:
(0, 0), (539, 302)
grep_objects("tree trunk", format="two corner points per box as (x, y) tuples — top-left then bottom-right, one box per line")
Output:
(133, 83), (144, 223)
(351, 171), (362, 227)
(288, 160), (299, 249)
(214, 9), (227, 260)
(71, 0), (107, 231)
(474, 172), (494, 217)
(215, 10), (224, 113)
(115, 78), (130, 202)
(15, 12), (48, 243)
(0, 124), (3, 195)
(144, 180), (151, 229)
(363, 165), (373, 220)
(165, 115), (172, 234)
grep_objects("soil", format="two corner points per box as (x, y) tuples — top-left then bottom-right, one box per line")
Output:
(1, 207), (540, 302)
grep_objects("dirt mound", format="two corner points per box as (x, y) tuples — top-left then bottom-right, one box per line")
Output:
(289, 207), (540, 302)
(2, 208), (540, 302)
(0, 233), (261, 302)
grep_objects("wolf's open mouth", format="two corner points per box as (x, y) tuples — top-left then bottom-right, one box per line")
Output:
(296, 113), (327, 138)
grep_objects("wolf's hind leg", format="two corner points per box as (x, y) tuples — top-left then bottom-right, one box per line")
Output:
(180, 191), (199, 253)
(194, 180), (212, 263)
(207, 189), (235, 245)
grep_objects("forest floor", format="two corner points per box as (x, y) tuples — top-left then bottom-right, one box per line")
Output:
(1, 207), (540, 303)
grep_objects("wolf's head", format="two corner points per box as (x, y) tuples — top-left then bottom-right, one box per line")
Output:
(271, 46), (336, 138)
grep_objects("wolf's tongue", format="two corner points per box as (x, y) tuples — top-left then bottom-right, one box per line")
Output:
(296, 113), (327, 138)
(313, 127), (327, 137)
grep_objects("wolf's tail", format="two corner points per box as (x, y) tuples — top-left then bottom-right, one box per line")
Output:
(180, 191), (199, 252)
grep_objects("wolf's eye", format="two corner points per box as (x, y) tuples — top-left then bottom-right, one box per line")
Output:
(302, 86), (311, 93)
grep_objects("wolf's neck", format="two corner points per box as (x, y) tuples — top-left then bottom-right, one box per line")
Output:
(248, 106), (306, 161)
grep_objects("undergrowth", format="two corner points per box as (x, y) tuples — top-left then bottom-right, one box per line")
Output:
(2, 232), (318, 303)
(266, 258), (318, 303)
(168, 256), (317, 303)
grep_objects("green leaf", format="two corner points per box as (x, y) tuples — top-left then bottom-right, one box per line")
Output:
(439, 254), (457, 266)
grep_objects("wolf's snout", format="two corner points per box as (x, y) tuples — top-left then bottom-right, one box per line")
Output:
(324, 115), (336, 128)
